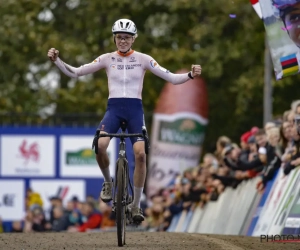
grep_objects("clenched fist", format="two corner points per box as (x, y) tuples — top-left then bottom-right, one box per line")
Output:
(48, 48), (59, 62)
(191, 64), (202, 77)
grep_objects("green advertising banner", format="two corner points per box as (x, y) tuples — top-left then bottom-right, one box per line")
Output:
(147, 69), (208, 197)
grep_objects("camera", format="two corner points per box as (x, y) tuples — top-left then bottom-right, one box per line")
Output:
(294, 115), (300, 135)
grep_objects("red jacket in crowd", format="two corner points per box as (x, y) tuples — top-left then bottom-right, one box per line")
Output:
(78, 213), (102, 232)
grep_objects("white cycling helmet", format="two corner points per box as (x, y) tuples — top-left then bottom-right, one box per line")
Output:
(112, 19), (137, 36)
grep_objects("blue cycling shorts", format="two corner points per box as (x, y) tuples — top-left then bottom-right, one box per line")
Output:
(97, 98), (146, 145)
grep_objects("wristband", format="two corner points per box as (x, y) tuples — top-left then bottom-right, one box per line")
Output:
(188, 71), (194, 79)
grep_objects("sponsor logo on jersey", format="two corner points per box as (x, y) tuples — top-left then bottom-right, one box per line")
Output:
(117, 64), (142, 70)
(150, 60), (158, 68)
(111, 57), (115, 62)
(117, 58), (122, 62)
(129, 57), (136, 62)
(125, 65), (134, 70)
(110, 64), (116, 69)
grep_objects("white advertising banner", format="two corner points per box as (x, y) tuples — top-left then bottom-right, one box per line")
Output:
(30, 180), (85, 219)
(147, 112), (208, 197)
(0, 135), (55, 177)
(0, 180), (25, 221)
(268, 169), (300, 235)
(252, 168), (290, 236)
(60, 136), (116, 178)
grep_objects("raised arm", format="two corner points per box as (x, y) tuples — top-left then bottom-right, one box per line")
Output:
(47, 48), (106, 78)
(143, 54), (202, 84)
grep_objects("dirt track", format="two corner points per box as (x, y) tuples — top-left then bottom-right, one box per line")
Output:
(1, 232), (299, 250)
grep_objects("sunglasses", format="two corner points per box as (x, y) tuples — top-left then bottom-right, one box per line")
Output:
(115, 35), (133, 42)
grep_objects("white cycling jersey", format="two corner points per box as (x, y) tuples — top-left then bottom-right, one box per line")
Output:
(54, 50), (191, 99)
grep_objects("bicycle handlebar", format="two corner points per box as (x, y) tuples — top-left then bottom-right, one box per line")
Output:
(92, 126), (150, 155)
(99, 133), (144, 138)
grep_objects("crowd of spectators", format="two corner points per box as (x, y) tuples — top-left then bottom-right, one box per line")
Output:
(1, 100), (300, 233)
(142, 100), (300, 231)
(0, 189), (116, 233)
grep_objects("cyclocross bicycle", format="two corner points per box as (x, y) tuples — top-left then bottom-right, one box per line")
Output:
(93, 121), (150, 247)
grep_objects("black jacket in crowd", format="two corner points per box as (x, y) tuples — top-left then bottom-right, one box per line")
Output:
(283, 139), (300, 175)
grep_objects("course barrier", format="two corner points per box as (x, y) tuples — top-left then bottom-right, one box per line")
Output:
(167, 167), (300, 236)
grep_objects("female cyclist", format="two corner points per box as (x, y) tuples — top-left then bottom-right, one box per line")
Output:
(48, 18), (202, 222)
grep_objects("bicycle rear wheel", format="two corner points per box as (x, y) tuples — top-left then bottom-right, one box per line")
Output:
(116, 159), (127, 247)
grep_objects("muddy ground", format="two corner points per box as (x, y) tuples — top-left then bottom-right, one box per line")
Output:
(0, 232), (299, 250)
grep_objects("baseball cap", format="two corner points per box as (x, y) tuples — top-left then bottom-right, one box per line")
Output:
(248, 135), (256, 144)
(241, 131), (252, 143)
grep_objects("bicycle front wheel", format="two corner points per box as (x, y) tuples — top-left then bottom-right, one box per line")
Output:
(116, 159), (127, 247)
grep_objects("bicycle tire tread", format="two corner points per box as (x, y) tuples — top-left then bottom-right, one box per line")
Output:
(116, 159), (126, 247)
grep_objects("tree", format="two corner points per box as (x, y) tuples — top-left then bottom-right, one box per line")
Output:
(1, 0), (299, 148)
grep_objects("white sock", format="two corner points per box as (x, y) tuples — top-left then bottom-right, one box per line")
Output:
(132, 187), (143, 208)
(101, 168), (111, 182)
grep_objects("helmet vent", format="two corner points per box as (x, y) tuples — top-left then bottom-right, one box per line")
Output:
(112, 19), (137, 35)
